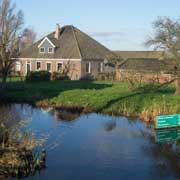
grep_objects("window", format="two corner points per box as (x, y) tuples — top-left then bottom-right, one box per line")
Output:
(46, 63), (51, 72)
(98, 63), (101, 72)
(86, 62), (91, 73)
(36, 62), (41, 70)
(101, 62), (104, 72)
(48, 47), (53, 53)
(57, 63), (62, 72)
(98, 62), (103, 72)
(39, 47), (45, 53)
(16, 61), (21, 71)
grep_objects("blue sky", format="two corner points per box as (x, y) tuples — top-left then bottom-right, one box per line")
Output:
(14, 0), (180, 50)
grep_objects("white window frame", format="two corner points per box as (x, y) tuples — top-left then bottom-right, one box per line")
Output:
(48, 47), (54, 54)
(38, 37), (56, 48)
(39, 47), (45, 54)
(36, 61), (41, 71)
(56, 62), (63, 72)
(15, 61), (21, 71)
(100, 62), (103, 72)
(86, 62), (91, 73)
(46, 62), (52, 72)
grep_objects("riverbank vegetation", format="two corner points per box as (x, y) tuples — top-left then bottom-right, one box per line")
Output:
(0, 120), (47, 178)
(1, 79), (180, 122)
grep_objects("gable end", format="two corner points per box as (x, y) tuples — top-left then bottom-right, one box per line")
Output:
(38, 37), (55, 48)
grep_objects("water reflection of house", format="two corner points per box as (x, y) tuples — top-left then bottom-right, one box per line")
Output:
(104, 120), (116, 132)
(41, 107), (54, 113)
(53, 109), (81, 121)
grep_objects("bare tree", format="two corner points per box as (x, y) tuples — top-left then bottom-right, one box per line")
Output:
(145, 17), (180, 95)
(0, 0), (24, 83)
(20, 27), (36, 50)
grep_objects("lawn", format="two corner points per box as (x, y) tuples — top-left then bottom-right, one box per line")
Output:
(2, 80), (180, 122)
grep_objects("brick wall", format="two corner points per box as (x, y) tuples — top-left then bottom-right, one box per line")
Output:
(19, 59), (81, 80)
(116, 69), (173, 84)
(81, 60), (104, 79)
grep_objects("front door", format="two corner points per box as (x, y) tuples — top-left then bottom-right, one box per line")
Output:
(26, 63), (31, 74)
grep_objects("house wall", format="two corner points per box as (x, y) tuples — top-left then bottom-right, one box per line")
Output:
(18, 58), (81, 80)
(81, 60), (104, 79)
(17, 58), (112, 80)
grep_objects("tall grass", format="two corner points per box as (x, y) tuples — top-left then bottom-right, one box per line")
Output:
(0, 120), (48, 178)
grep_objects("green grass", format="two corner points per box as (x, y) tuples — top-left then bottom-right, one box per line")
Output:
(2, 79), (180, 122)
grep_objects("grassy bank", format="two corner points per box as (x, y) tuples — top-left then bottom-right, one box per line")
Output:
(2, 80), (180, 122)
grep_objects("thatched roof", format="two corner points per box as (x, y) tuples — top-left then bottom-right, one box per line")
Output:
(119, 58), (165, 72)
(114, 51), (164, 60)
(20, 25), (113, 60)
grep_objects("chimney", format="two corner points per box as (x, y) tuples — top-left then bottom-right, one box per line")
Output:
(54, 23), (60, 39)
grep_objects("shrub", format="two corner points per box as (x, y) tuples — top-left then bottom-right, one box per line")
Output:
(51, 72), (70, 80)
(26, 71), (51, 82)
(80, 74), (94, 80)
(97, 72), (116, 80)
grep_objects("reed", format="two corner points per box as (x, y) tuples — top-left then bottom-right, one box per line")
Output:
(0, 120), (48, 178)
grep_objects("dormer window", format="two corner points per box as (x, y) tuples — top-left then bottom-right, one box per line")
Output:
(48, 47), (53, 53)
(38, 37), (56, 54)
(40, 47), (45, 53)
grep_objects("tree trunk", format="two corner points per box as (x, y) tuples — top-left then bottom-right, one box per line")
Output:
(175, 79), (180, 95)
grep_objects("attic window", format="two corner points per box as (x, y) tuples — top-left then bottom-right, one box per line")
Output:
(40, 47), (45, 53)
(48, 47), (53, 53)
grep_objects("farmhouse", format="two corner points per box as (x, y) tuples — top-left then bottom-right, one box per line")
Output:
(16, 24), (114, 80)
(15, 24), (171, 82)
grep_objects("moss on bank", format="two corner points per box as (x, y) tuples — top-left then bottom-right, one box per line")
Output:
(2, 80), (180, 122)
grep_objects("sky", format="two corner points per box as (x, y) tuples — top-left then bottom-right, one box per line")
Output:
(13, 0), (180, 51)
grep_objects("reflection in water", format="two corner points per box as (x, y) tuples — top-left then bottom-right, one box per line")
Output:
(155, 128), (180, 143)
(53, 109), (81, 121)
(41, 107), (81, 122)
(1, 104), (180, 180)
(142, 128), (180, 178)
(103, 120), (116, 132)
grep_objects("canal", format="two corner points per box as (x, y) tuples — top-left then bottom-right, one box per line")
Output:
(1, 104), (180, 180)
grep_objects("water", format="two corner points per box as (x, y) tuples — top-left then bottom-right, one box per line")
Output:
(1, 104), (180, 180)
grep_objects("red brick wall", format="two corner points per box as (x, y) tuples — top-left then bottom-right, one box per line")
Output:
(81, 60), (104, 79)
(116, 69), (173, 84)
(18, 59), (107, 80)
(19, 59), (81, 80)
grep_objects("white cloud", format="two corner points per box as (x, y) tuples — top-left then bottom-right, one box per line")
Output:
(89, 31), (125, 38)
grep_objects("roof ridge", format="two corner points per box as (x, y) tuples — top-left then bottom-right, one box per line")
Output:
(71, 26), (82, 59)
